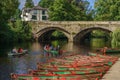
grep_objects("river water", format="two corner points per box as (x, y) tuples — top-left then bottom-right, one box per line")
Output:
(0, 38), (110, 80)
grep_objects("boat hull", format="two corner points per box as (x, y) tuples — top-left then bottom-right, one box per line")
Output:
(8, 50), (28, 57)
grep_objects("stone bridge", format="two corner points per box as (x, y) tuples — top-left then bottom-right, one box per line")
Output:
(30, 21), (120, 42)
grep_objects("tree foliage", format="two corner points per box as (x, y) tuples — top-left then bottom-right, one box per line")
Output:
(72, 0), (93, 20)
(8, 20), (32, 42)
(48, 0), (93, 21)
(49, 0), (75, 21)
(0, 23), (14, 43)
(0, 0), (19, 23)
(111, 29), (120, 48)
(38, 0), (54, 8)
(0, 0), (19, 43)
(24, 0), (34, 8)
(52, 30), (65, 38)
(13, 9), (21, 20)
(91, 30), (106, 38)
(0, 0), (32, 43)
(94, 0), (120, 21)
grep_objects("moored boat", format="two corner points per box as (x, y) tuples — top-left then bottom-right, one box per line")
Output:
(106, 49), (120, 53)
(29, 66), (108, 76)
(10, 73), (102, 80)
(10, 52), (118, 80)
(96, 48), (120, 53)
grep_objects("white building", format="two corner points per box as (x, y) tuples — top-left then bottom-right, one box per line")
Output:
(21, 6), (48, 21)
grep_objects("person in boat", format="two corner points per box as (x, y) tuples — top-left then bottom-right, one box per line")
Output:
(10, 73), (17, 80)
(43, 45), (47, 56)
(56, 45), (60, 56)
(49, 45), (54, 57)
(50, 45), (53, 50)
(18, 48), (23, 53)
(12, 47), (17, 53)
(103, 47), (108, 55)
(12, 48), (17, 53)
(51, 45), (59, 57)
(44, 44), (50, 56)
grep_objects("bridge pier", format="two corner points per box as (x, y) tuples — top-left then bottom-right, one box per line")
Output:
(68, 34), (73, 42)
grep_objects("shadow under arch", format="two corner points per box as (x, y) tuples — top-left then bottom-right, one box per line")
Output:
(36, 27), (71, 42)
(74, 27), (112, 43)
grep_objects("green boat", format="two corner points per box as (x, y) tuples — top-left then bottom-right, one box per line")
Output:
(40, 61), (113, 69)
(11, 73), (101, 80)
(44, 50), (59, 56)
(106, 49), (120, 53)
(30, 69), (106, 76)
(96, 48), (120, 53)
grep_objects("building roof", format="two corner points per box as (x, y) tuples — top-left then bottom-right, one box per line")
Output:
(22, 6), (47, 11)
(32, 6), (47, 10)
(23, 8), (32, 12)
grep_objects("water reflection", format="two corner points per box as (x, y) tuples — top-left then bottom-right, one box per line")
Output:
(90, 38), (110, 50)
(62, 42), (73, 51)
(31, 42), (43, 51)
(90, 38), (105, 48)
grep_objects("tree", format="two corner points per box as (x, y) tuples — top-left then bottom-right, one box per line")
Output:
(94, 0), (120, 21)
(0, 0), (19, 43)
(8, 20), (32, 42)
(71, 0), (93, 20)
(0, 0), (19, 23)
(49, 0), (76, 21)
(13, 9), (21, 20)
(111, 29), (120, 48)
(24, 0), (34, 8)
(38, 0), (54, 8)
(49, 0), (92, 21)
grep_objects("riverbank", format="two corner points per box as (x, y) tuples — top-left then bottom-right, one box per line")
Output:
(101, 58), (120, 80)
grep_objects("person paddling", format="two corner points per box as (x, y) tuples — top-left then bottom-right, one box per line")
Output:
(18, 48), (23, 53)
(12, 47), (17, 53)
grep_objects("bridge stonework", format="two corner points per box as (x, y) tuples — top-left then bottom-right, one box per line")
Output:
(30, 21), (120, 42)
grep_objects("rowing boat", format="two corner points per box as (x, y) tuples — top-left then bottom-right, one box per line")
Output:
(10, 52), (118, 80)
(11, 73), (102, 80)
(38, 65), (109, 71)
(44, 50), (59, 57)
(8, 50), (28, 57)
(106, 49), (120, 53)
(96, 48), (120, 53)
(30, 66), (108, 76)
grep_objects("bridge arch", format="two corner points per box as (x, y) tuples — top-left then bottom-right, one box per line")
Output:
(74, 26), (112, 42)
(31, 21), (120, 42)
(36, 27), (71, 41)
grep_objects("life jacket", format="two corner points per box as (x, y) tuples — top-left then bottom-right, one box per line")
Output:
(18, 48), (23, 53)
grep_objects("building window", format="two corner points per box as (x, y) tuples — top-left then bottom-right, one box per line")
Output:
(32, 15), (37, 20)
(42, 10), (45, 15)
(33, 10), (37, 14)
(42, 16), (47, 20)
